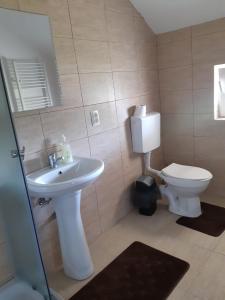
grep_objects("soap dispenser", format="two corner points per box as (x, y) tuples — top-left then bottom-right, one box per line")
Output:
(60, 135), (74, 164)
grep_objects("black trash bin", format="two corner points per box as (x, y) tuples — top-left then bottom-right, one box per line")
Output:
(133, 176), (160, 216)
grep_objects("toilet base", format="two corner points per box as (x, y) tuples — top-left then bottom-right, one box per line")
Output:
(160, 185), (202, 218)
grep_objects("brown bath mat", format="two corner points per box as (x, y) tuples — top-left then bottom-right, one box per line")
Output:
(70, 241), (189, 300)
(176, 202), (225, 237)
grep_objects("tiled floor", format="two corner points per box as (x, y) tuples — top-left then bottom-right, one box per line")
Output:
(48, 194), (225, 300)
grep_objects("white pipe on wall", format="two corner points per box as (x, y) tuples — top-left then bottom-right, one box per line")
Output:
(144, 152), (162, 178)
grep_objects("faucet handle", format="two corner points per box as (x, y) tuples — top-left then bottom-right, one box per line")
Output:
(48, 152), (63, 168)
(48, 152), (56, 160)
(48, 152), (56, 169)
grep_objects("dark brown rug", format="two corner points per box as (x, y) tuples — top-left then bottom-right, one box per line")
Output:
(176, 202), (225, 237)
(70, 242), (189, 300)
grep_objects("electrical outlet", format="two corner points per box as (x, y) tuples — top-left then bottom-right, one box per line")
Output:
(90, 110), (100, 127)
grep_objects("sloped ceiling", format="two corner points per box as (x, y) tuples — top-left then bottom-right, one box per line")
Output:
(130, 0), (225, 33)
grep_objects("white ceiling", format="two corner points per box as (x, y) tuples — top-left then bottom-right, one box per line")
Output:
(130, 0), (225, 34)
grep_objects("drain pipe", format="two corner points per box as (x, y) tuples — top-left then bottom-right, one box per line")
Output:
(143, 151), (162, 178)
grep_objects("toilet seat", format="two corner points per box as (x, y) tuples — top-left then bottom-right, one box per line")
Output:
(161, 163), (212, 181)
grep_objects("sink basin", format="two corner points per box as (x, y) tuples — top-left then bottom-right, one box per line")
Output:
(26, 156), (104, 281)
(27, 157), (104, 198)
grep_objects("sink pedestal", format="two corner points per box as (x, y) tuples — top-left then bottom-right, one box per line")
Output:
(53, 191), (94, 280)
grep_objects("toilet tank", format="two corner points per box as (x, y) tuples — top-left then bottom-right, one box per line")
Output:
(131, 112), (161, 153)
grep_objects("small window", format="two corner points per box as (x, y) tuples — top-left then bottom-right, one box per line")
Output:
(214, 64), (225, 120)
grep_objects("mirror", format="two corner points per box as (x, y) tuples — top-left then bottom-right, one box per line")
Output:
(214, 64), (225, 120)
(0, 8), (61, 113)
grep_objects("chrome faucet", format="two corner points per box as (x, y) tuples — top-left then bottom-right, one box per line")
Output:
(48, 153), (63, 169)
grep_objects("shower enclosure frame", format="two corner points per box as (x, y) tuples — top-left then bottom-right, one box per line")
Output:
(0, 63), (52, 299)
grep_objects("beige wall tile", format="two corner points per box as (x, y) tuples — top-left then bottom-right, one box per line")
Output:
(192, 31), (225, 64)
(110, 42), (137, 71)
(193, 63), (214, 89)
(69, 0), (107, 41)
(113, 71), (139, 100)
(69, 0), (104, 9)
(60, 74), (83, 108)
(157, 27), (191, 46)
(80, 73), (114, 105)
(33, 198), (55, 229)
(106, 10), (135, 43)
(89, 130), (124, 209)
(84, 220), (102, 244)
(0, 0), (18, 9)
(163, 136), (194, 164)
(194, 137), (225, 161)
(104, 0), (135, 15)
(39, 231), (62, 272)
(75, 40), (111, 73)
(81, 186), (98, 227)
(159, 66), (192, 91)
(85, 102), (117, 136)
(98, 195), (132, 233)
(194, 114), (225, 137)
(158, 39), (192, 69)
(192, 18), (225, 37)
(18, 0), (48, 13)
(134, 15), (155, 43)
(136, 41), (157, 70)
(70, 138), (91, 157)
(193, 89), (214, 114)
(89, 128), (121, 161)
(48, 0), (72, 37)
(138, 69), (158, 94)
(113, 70), (159, 101)
(162, 114), (194, 137)
(41, 108), (87, 147)
(23, 151), (48, 174)
(54, 38), (77, 75)
(160, 90), (193, 114)
(14, 115), (45, 154)
(96, 172), (125, 215)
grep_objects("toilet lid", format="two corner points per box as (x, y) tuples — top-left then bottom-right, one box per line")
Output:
(162, 163), (213, 181)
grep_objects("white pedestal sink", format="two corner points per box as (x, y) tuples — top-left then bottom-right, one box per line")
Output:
(26, 157), (104, 280)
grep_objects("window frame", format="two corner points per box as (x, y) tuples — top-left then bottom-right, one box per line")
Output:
(214, 64), (225, 120)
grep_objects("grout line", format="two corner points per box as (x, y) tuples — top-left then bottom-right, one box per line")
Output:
(190, 24), (196, 164)
(158, 63), (193, 72)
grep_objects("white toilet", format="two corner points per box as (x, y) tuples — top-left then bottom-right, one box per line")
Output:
(131, 111), (213, 218)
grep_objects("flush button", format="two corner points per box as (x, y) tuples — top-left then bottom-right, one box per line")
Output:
(90, 110), (100, 127)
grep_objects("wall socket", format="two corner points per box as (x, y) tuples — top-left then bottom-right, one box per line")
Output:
(90, 110), (100, 127)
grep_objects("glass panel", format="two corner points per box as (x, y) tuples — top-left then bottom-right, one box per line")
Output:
(0, 66), (51, 299)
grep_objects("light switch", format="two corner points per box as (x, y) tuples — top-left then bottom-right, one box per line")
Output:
(90, 110), (100, 127)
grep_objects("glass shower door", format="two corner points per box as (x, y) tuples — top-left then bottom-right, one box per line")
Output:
(0, 66), (51, 299)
